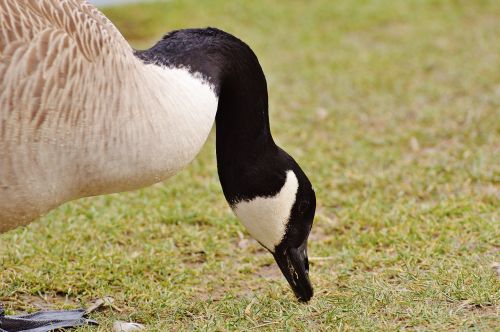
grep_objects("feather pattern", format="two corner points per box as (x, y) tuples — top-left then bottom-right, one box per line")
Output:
(0, 0), (218, 231)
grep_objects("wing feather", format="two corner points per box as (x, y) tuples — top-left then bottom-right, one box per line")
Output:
(0, 0), (137, 138)
(1, 0), (130, 59)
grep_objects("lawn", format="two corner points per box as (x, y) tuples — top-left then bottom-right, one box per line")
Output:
(1, 0), (499, 330)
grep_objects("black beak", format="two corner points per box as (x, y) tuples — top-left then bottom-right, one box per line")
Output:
(273, 241), (313, 302)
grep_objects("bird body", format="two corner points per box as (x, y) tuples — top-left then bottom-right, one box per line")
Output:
(0, 0), (217, 231)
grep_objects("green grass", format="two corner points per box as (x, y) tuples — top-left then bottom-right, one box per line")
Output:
(1, 0), (499, 330)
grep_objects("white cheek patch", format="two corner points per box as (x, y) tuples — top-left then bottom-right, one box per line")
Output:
(232, 170), (299, 251)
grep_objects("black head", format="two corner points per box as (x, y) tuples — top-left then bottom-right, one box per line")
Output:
(272, 165), (316, 302)
(221, 146), (316, 302)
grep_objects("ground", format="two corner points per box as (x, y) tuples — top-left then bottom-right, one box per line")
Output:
(0, 0), (499, 330)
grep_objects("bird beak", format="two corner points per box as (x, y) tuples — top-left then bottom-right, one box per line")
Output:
(273, 241), (313, 302)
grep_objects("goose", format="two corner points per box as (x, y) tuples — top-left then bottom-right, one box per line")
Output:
(0, 0), (316, 329)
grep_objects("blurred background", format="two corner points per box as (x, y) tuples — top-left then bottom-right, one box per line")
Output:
(1, 0), (498, 330)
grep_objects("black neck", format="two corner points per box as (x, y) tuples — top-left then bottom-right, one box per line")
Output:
(135, 28), (273, 149)
(212, 32), (274, 172)
(136, 28), (281, 202)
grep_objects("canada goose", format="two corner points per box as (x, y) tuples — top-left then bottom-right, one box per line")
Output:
(0, 0), (316, 328)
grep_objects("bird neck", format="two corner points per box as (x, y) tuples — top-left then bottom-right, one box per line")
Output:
(136, 28), (278, 195)
(213, 38), (275, 177)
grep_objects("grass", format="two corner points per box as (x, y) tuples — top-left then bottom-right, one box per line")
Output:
(1, 0), (499, 330)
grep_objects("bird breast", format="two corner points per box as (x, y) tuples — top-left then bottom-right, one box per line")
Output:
(0, 65), (218, 230)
